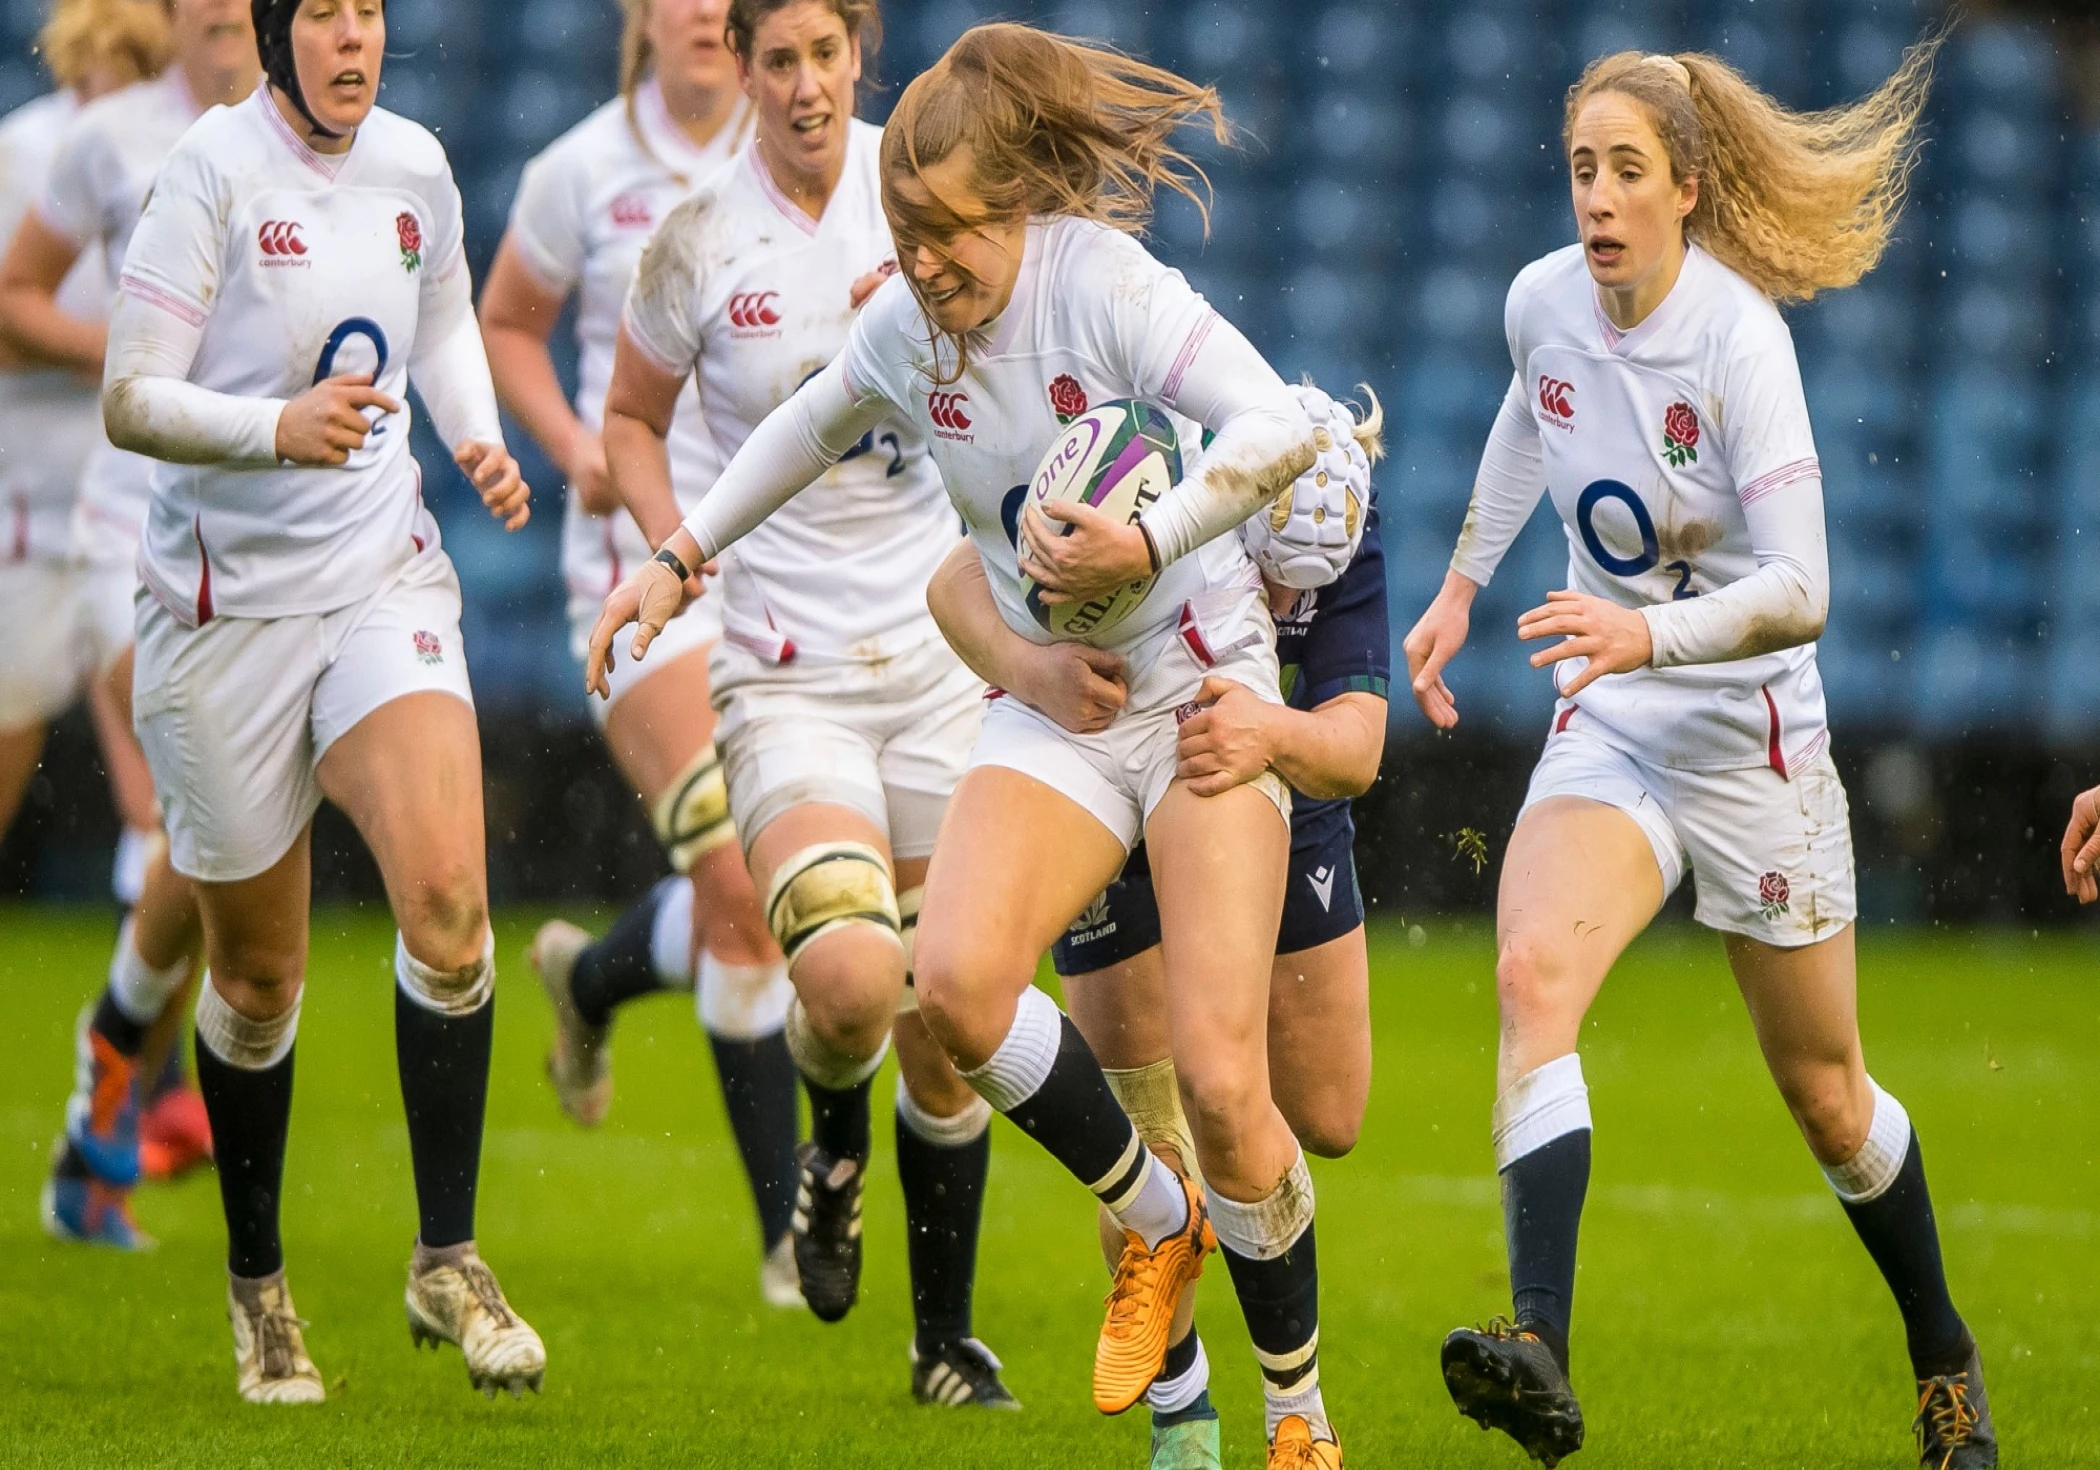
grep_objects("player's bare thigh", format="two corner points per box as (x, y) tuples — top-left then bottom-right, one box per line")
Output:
(1267, 928), (1371, 1158)
(1495, 795), (1665, 1092)
(1724, 925), (1872, 1166)
(1147, 778), (1295, 1199)
(196, 825), (314, 1016)
(913, 766), (1129, 1070)
(316, 691), (488, 972)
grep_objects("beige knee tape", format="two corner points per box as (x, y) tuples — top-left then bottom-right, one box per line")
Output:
(894, 885), (923, 1014)
(764, 841), (900, 968)
(651, 743), (736, 873)
(1104, 1058), (1200, 1181)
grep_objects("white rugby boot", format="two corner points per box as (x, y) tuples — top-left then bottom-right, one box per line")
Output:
(228, 1271), (325, 1405)
(760, 1232), (804, 1310)
(530, 920), (611, 1126)
(405, 1244), (546, 1398)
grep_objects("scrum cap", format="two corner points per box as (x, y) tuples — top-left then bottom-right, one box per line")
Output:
(252, 0), (380, 140)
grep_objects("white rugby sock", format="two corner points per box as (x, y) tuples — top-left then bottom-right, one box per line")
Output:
(1821, 1079), (1911, 1203)
(1493, 1053), (1593, 1170)
(1208, 1149), (1315, 1260)
(1147, 1333), (1212, 1415)
(895, 1074), (992, 1147)
(1264, 1372), (1331, 1443)
(111, 827), (155, 909)
(394, 932), (494, 1017)
(958, 985), (1061, 1110)
(107, 917), (189, 1025)
(648, 877), (697, 989)
(195, 977), (300, 1071)
(696, 952), (793, 1040)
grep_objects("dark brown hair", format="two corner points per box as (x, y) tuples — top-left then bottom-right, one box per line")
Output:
(725, 0), (880, 66)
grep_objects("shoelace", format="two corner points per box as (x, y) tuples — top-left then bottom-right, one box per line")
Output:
(1103, 1234), (1166, 1331)
(249, 1300), (311, 1379)
(457, 1260), (520, 1331)
(1915, 1374), (1979, 1457)
(1476, 1315), (1537, 1343)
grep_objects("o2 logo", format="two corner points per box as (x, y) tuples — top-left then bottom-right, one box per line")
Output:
(1575, 479), (1697, 600)
(313, 316), (391, 441)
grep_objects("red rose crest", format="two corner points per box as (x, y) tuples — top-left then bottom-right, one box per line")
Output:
(1048, 373), (1088, 424)
(1662, 400), (1699, 467)
(412, 629), (443, 664)
(396, 211), (423, 274)
(1757, 869), (1791, 919)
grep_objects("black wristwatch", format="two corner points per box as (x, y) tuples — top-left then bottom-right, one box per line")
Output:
(653, 545), (692, 581)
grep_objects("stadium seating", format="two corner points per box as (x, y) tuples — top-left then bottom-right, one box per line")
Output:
(3, 0), (2090, 739)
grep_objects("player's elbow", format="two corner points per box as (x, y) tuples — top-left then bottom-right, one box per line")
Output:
(101, 378), (151, 457)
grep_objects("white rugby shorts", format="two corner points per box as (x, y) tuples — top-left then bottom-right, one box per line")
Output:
(1522, 714), (1857, 946)
(710, 629), (982, 861)
(0, 559), (131, 729)
(567, 586), (722, 728)
(969, 586), (1292, 850)
(133, 548), (474, 883)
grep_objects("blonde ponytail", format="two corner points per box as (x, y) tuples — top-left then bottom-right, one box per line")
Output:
(1567, 38), (1940, 302)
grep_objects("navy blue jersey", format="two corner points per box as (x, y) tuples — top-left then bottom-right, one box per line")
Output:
(1275, 499), (1390, 834)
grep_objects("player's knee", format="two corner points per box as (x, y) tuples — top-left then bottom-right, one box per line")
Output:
(791, 934), (902, 1057)
(1290, 1099), (1363, 1160)
(913, 939), (1033, 1065)
(1495, 933), (1575, 1023)
(1177, 1056), (1271, 1150)
(1779, 1066), (1869, 1163)
(395, 868), (489, 973)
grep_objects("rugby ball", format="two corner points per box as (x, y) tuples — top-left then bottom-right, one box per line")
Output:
(1020, 399), (1181, 639)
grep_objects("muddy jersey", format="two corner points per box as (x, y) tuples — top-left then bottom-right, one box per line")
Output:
(1460, 243), (1829, 774)
(507, 81), (748, 618)
(38, 70), (204, 561)
(623, 119), (953, 660)
(0, 90), (109, 561)
(119, 88), (480, 621)
(838, 214), (1272, 665)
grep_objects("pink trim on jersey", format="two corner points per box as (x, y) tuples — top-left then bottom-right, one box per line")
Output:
(255, 86), (342, 181)
(1737, 457), (1821, 508)
(1554, 704), (1578, 735)
(120, 273), (206, 328)
(1761, 685), (1787, 780)
(748, 144), (819, 237)
(1161, 310), (1217, 401)
(1591, 295), (1623, 350)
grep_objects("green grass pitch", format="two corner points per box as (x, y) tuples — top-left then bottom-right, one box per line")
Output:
(1, 907), (2095, 1467)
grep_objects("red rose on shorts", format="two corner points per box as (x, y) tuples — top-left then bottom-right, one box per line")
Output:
(396, 211), (423, 272)
(1048, 373), (1088, 422)
(1664, 401), (1699, 448)
(1757, 870), (1791, 916)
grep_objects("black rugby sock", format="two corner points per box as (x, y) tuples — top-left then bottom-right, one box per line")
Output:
(711, 1030), (800, 1246)
(1221, 1222), (1322, 1392)
(805, 1075), (873, 1165)
(895, 1102), (990, 1348)
(395, 988), (492, 1249)
(1002, 1015), (1147, 1193)
(570, 890), (671, 1029)
(1504, 1128), (1590, 1369)
(89, 989), (149, 1058)
(1840, 1132), (1972, 1378)
(195, 1032), (294, 1277)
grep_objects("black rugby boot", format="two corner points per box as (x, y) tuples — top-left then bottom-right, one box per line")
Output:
(910, 1336), (1022, 1410)
(1442, 1316), (1585, 1467)
(792, 1142), (864, 1323)
(1916, 1341), (1997, 1469)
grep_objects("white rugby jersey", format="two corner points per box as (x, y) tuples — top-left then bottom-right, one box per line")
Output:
(118, 87), (482, 621)
(624, 119), (954, 659)
(1453, 243), (1830, 774)
(0, 90), (110, 562)
(38, 70), (203, 559)
(507, 80), (748, 618)
(838, 214), (1265, 662)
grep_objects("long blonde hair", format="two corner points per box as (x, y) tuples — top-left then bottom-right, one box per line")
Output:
(881, 23), (1230, 378)
(38, 0), (171, 92)
(1566, 40), (1939, 302)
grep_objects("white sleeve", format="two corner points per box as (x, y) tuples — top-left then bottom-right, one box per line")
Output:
(1641, 324), (1828, 665)
(620, 199), (705, 376)
(1090, 237), (1313, 565)
(1448, 374), (1548, 587)
(678, 354), (887, 559)
(34, 116), (100, 248)
(101, 288), (280, 465)
(1640, 470), (1830, 666)
(410, 257), (503, 451)
(102, 144), (281, 465)
(505, 147), (586, 295)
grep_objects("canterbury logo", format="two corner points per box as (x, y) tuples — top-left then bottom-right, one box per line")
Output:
(258, 220), (307, 257)
(928, 391), (972, 432)
(728, 290), (780, 329)
(1538, 375), (1575, 420)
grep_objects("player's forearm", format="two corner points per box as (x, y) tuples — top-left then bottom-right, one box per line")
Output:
(482, 321), (583, 468)
(1449, 377), (1547, 587)
(927, 541), (1035, 692)
(102, 292), (280, 465)
(0, 282), (104, 372)
(1642, 477), (1830, 667)
(409, 270), (504, 452)
(679, 356), (883, 560)
(1264, 692), (1388, 800)
(604, 408), (682, 549)
(1141, 324), (1316, 566)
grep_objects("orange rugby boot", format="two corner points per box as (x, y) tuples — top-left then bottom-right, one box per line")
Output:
(1093, 1169), (1214, 1414)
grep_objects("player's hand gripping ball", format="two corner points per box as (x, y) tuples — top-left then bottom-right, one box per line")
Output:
(1241, 383), (1374, 590)
(1018, 399), (1180, 639)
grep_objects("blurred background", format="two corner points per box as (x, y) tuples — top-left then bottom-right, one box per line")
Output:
(0, 0), (2094, 923)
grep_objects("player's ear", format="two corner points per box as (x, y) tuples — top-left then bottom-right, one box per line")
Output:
(1678, 171), (1699, 222)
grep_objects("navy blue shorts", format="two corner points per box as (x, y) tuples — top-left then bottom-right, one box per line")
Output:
(1050, 803), (1363, 977)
